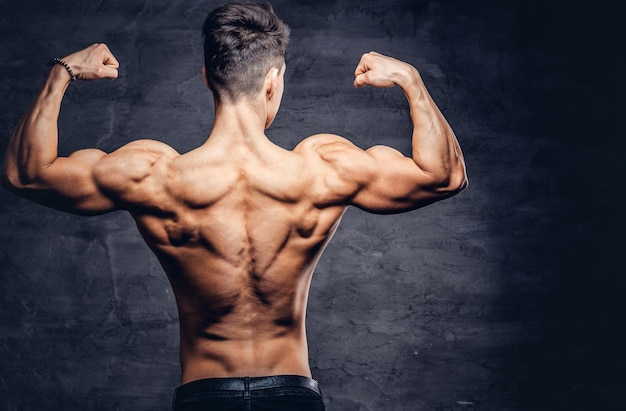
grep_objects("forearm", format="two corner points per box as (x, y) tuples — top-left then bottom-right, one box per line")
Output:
(401, 68), (467, 191)
(3, 65), (71, 188)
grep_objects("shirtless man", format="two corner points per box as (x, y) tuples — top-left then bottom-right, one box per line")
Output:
(2, 2), (466, 410)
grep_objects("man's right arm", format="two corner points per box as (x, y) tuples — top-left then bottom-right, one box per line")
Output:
(313, 52), (467, 213)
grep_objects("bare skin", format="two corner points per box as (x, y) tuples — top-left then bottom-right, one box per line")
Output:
(2, 44), (466, 384)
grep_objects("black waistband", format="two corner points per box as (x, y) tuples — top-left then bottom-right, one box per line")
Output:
(173, 375), (321, 405)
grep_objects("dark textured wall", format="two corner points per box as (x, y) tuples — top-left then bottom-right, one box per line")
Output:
(0, 1), (623, 410)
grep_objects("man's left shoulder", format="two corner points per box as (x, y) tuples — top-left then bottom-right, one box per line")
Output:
(119, 139), (180, 157)
(93, 139), (179, 195)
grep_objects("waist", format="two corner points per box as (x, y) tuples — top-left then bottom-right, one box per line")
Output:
(173, 375), (321, 405)
(179, 330), (311, 382)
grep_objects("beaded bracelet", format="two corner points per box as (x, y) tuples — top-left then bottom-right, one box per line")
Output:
(47, 57), (77, 82)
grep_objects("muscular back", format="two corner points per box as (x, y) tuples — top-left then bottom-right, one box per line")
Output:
(3, 43), (465, 385)
(95, 135), (348, 382)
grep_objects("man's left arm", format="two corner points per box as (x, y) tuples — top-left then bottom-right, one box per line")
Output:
(2, 44), (121, 215)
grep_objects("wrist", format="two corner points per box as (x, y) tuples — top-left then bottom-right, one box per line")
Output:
(399, 66), (423, 100)
(47, 58), (77, 82)
(398, 65), (419, 86)
(43, 65), (74, 97)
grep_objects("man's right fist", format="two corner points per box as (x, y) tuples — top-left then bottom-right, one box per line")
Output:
(353, 52), (417, 90)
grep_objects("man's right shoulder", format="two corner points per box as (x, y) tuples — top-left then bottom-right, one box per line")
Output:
(295, 133), (369, 167)
(294, 133), (351, 151)
(294, 133), (353, 153)
(293, 134), (376, 206)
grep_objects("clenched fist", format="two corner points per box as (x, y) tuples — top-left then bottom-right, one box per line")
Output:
(353, 52), (418, 90)
(61, 43), (119, 81)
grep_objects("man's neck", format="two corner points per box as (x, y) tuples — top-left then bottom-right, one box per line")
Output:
(207, 97), (271, 148)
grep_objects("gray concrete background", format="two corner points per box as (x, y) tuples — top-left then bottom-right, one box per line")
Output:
(0, 0), (623, 410)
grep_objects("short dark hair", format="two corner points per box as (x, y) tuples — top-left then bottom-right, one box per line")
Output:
(202, 1), (290, 102)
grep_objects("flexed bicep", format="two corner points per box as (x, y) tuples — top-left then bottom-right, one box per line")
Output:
(4, 148), (118, 215)
(2, 43), (125, 214)
(349, 52), (467, 212)
(349, 145), (458, 214)
(311, 135), (443, 213)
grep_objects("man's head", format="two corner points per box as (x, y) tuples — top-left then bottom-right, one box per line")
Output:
(202, 1), (290, 104)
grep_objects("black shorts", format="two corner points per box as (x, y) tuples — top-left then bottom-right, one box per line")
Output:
(171, 375), (326, 410)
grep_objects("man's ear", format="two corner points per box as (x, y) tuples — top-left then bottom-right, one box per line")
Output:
(202, 65), (209, 89)
(265, 67), (280, 100)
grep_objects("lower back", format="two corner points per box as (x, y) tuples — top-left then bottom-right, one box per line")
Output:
(178, 314), (312, 382)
